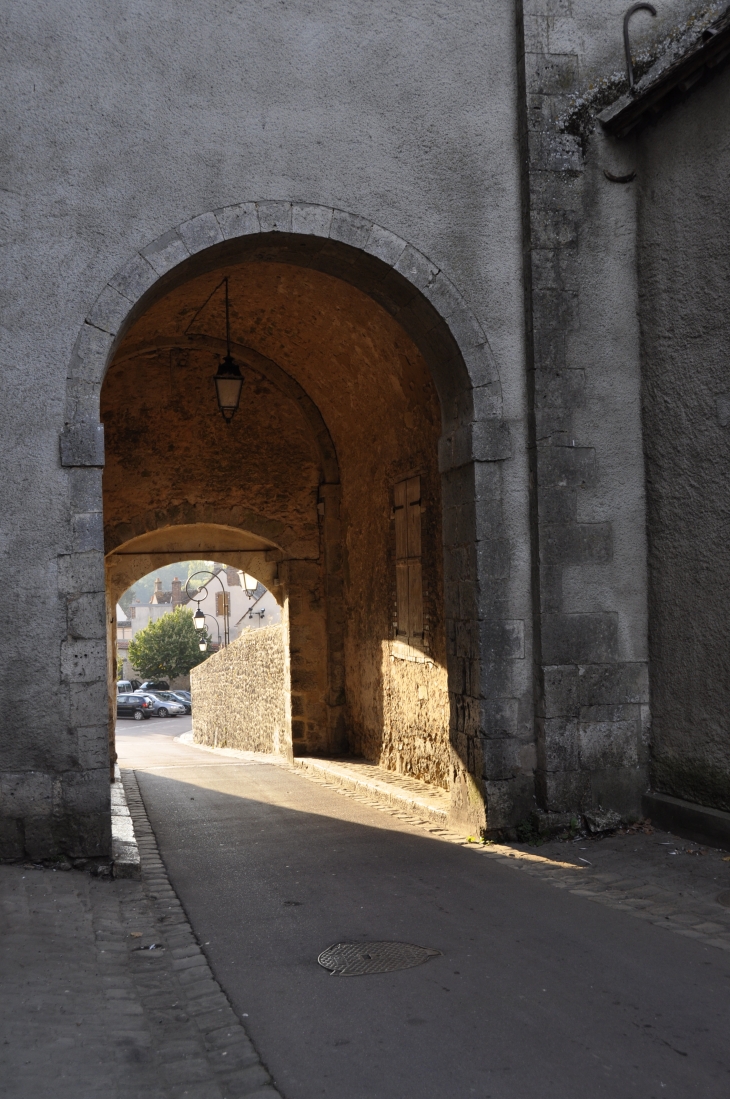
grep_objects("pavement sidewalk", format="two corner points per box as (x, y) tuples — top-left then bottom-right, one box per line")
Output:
(0, 770), (280, 1099)
(2, 724), (730, 1098)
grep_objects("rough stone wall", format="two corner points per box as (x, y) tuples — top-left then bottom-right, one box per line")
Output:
(380, 653), (451, 790)
(191, 626), (286, 755)
(636, 64), (730, 812)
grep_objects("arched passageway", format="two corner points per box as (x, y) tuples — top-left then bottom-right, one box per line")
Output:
(102, 253), (452, 787)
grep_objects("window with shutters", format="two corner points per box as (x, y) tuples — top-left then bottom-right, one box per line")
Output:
(394, 475), (424, 645)
(215, 591), (230, 617)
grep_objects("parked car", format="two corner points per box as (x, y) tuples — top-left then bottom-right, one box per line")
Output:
(139, 679), (170, 692)
(170, 691), (192, 714)
(134, 690), (186, 718)
(117, 679), (141, 693)
(116, 694), (152, 721)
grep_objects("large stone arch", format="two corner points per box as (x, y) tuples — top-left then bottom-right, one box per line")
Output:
(61, 202), (521, 834)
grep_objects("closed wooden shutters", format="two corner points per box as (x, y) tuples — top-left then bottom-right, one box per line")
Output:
(215, 591), (230, 617)
(394, 475), (423, 641)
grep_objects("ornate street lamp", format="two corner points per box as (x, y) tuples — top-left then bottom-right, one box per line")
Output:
(185, 570), (230, 647)
(213, 277), (244, 422)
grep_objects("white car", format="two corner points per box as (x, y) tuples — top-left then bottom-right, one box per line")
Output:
(133, 690), (186, 718)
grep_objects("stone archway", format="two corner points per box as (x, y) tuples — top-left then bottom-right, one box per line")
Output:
(63, 202), (521, 834)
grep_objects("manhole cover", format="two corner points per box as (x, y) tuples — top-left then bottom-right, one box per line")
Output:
(318, 941), (441, 976)
(717, 890), (730, 908)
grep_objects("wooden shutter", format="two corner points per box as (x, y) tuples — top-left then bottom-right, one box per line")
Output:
(216, 592), (230, 617)
(394, 475), (423, 641)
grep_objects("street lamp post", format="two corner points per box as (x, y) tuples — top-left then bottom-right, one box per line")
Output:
(193, 611), (220, 652)
(186, 570), (230, 647)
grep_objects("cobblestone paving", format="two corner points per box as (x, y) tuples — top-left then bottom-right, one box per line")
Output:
(288, 761), (730, 955)
(0, 770), (281, 1099)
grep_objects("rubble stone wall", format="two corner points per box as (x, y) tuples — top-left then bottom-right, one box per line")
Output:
(191, 626), (287, 755)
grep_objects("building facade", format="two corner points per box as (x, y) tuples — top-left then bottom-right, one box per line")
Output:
(1, 1), (728, 859)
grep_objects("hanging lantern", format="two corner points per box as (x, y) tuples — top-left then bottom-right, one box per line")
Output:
(213, 277), (243, 422)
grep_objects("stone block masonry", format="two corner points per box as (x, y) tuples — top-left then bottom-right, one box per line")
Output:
(191, 627), (287, 757)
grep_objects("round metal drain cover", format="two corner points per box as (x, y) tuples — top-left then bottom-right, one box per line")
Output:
(318, 941), (441, 976)
(717, 890), (730, 908)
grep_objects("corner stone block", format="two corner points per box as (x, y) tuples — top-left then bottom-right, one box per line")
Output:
(534, 367), (585, 410)
(329, 209), (372, 249)
(60, 422), (105, 468)
(577, 662), (649, 706)
(67, 591), (107, 640)
(540, 522), (612, 567)
(140, 229), (190, 276)
(256, 201), (293, 233)
(543, 718), (581, 770)
(481, 738), (522, 781)
(85, 284), (131, 336)
(543, 664), (580, 717)
(364, 224), (407, 268)
(65, 377), (102, 424)
(69, 324), (114, 383)
(0, 771), (53, 817)
(58, 551), (105, 595)
(473, 382), (503, 421)
(76, 725), (111, 770)
(68, 467), (103, 514)
(108, 252), (158, 302)
(537, 444), (595, 489)
(479, 698), (519, 740)
(291, 203), (333, 237)
(528, 131), (583, 173)
(215, 202), (261, 240)
(542, 769), (591, 814)
(61, 639), (107, 683)
(476, 537), (510, 580)
(484, 780), (516, 830)
(542, 613), (618, 665)
(72, 512), (104, 553)
(69, 681), (110, 727)
(578, 718), (640, 770)
(178, 212), (224, 254)
(472, 420), (512, 462)
(480, 620), (525, 661)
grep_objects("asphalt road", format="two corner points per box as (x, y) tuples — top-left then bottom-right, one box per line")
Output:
(116, 718), (730, 1099)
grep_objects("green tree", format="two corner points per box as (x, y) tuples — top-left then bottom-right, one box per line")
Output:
(128, 608), (211, 681)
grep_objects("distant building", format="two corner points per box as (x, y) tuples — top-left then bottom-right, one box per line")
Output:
(119, 567), (280, 678)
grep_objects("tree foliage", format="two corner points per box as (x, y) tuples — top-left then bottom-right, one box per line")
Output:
(128, 608), (211, 681)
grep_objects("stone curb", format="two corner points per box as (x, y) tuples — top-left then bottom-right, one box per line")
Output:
(120, 768), (285, 1099)
(292, 757), (449, 825)
(111, 763), (141, 879)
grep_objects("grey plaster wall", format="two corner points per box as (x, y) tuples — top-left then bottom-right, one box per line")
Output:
(636, 64), (730, 812)
(0, 0), (531, 854)
(518, 2), (652, 821)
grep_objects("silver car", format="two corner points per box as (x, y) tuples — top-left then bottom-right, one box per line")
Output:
(134, 690), (186, 718)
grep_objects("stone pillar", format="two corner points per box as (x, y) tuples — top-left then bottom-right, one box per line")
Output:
(279, 558), (329, 756)
(57, 422), (111, 856)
